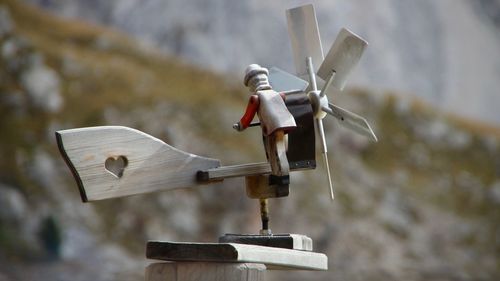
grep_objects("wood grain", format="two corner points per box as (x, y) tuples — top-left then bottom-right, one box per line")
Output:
(56, 126), (220, 202)
(146, 262), (265, 281)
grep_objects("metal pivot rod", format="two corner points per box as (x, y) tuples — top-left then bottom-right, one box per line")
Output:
(259, 199), (271, 234)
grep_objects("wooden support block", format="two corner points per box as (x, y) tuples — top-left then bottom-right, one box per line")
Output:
(245, 175), (289, 199)
(146, 241), (327, 271)
(145, 262), (265, 281)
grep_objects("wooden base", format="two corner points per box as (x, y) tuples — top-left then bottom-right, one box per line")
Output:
(146, 262), (265, 281)
(146, 241), (327, 271)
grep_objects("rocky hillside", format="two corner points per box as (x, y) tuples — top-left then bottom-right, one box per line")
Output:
(1, 1), (499, 281)
(26, 0), (500, 125)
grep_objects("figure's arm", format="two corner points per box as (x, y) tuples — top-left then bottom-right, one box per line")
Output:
(233, 95), (260, 131)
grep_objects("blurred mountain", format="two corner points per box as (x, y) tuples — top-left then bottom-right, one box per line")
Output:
(1, 1), (500, 281)
(24, 0), (500, 125)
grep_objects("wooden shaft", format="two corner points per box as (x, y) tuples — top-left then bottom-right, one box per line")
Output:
(198, 162), (271, 182)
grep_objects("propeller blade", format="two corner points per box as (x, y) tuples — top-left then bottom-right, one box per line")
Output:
(323, 103), (378, 142)
(315, 118), (334, 200)
(317, 28), (368, 92)
(269, 67), (309, 93)
(286, 4), (324, 78)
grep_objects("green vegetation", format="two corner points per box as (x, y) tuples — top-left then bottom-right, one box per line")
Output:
(0, 219), (42, 260)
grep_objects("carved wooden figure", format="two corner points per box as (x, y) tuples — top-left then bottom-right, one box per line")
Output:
(234, 64), (296, 184)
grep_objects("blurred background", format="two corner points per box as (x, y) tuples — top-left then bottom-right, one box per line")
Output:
(0, 0), (499, 280)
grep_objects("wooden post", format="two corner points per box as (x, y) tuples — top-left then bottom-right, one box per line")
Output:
(145, 262), (265, 281)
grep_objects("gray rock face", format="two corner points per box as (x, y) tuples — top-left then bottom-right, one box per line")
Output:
(0, 184), (27, 222)
(20, 54), (63, 113)
(27, 0), (500, 124)
(0, 5), (13, 38)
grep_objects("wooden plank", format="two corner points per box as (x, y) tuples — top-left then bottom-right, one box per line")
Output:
(146, 241), (328, 271)
(56, 126), (220, 202)
(145, 262), (266, 281)
(219, 234), (313, 251)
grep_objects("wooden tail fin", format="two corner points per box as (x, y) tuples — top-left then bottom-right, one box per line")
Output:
(56, 126), (220, 202)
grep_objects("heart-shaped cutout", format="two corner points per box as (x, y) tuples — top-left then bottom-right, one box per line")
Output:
(105, 156), (128, 178)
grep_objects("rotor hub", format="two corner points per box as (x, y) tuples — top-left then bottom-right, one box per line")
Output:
(307, 90), (328, 119)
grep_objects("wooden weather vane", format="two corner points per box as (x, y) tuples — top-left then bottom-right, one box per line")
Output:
(56, 4), (377, 279)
